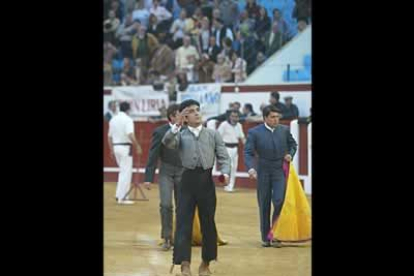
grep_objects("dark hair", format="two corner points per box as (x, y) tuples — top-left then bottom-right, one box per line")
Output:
(167, 104), (180, 122)
(179, 99), (200, 112)
(270, 91), (280, 101)
(233, 101), (241, 108)
(262, 105), (281, 119)
(120, 101), (131, 112)
(244, 103), (253, 112)
(273, 8), (281, 14)
(108, 100), (116, 108)
(229, 110), (239, 116)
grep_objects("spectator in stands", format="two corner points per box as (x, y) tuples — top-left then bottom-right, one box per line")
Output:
(255, 6), (271, 39)
(212, 54), (232, 83)
(245, 0), (261, 19)
(200, 0), (214, 20)
(105, 101), (118, 122)
(297, 18), (308, 32)
(292, 0), (311, 24)
(269, 91), (287, 118)
(255, 51), (266, 68)
(283, 96), (300, 120)
(206, 36), (221, 63)
(170, 9), (191, 49)
(111, 51), (124, 85)
(220, 37), (233, 59)
(241, 103), (257, 119)
(147, 13), (163, 38)
(212, 18), (234, 48)
(110, 0), (123, 22)
(132, 0), (150, 28)
(264, 21), (284, 58)
(210, 8), (221, 35)
(175, 35), (200, 73)
(116, 13), (136, 59)
(197, 17), (212, 54)
(132, 25), (159, 82)
(104, 10), (121, 45)
(218, 0), (239, 29)
(273, 8), (292, 43)
(104, 41), (118, 65)
(191, 7), (205, 34)
(150, 0), (173, 31)
(233, 101), (242, 114)
(238, 10), (256, 38)
(196, 53), (215, 83)
(230, 50), (247, 83)
(232, 31), (242, 54)
(150, 43), (175, 79)
(240, 28), (257, 75)
(121, 57), (138, 85)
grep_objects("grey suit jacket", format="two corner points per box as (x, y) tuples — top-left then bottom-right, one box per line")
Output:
(144, 123), (182, 183)
(162, 125), (231, 175)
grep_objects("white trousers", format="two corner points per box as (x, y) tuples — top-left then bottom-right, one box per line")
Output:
(114, 145), (133, 200)
(226, 147), (238, 190)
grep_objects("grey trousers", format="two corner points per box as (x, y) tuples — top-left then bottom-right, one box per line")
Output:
(158, 162), (184, 240)
(257, 161), (287, 242)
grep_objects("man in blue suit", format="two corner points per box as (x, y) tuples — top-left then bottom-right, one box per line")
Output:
(244, 105), (297, 247)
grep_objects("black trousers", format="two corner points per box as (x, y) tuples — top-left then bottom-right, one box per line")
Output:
(173, 167), (217, 264)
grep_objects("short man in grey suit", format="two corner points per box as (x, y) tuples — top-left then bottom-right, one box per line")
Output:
(163, 99), (231, 276)
(244, 105), (297, 247)
(144, 104), (183, 251)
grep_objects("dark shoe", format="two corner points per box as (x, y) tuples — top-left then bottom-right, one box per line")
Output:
(161, 239), (172, 251)
(261, 241), (271, 247)
(199, 261), (212, 276)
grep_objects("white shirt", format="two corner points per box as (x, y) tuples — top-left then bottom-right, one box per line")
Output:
(149, 5), (172, 22)
(108, 112), (134, 143)
(264, 123), (276, 133)
(188, 124), (203, 138)
(217, 121), (245, 144)
(175, 45), (200, 70)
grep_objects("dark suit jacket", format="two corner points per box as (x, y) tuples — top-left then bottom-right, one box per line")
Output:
(207, 44), (221, 63)
(104, 112), (112, 122)
(244, 124), (297, 171)
(264, 31), (283, 57)
(144, 124), (182, 183)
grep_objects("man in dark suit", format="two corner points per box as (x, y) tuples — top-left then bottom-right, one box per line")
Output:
(264, 21), (284, 58)
(206, 36), (221, 63)
(144, 104), (184, 251)
(244, 105), (297, 247)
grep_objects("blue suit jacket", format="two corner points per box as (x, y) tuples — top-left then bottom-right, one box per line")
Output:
(244, 124), (297, 171)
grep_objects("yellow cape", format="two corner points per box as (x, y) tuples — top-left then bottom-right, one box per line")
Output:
(269, 163), (312, 242)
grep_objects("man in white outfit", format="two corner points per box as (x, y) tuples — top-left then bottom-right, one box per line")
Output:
(108, 102), (143, 204)
(217, 110), (246, 192)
